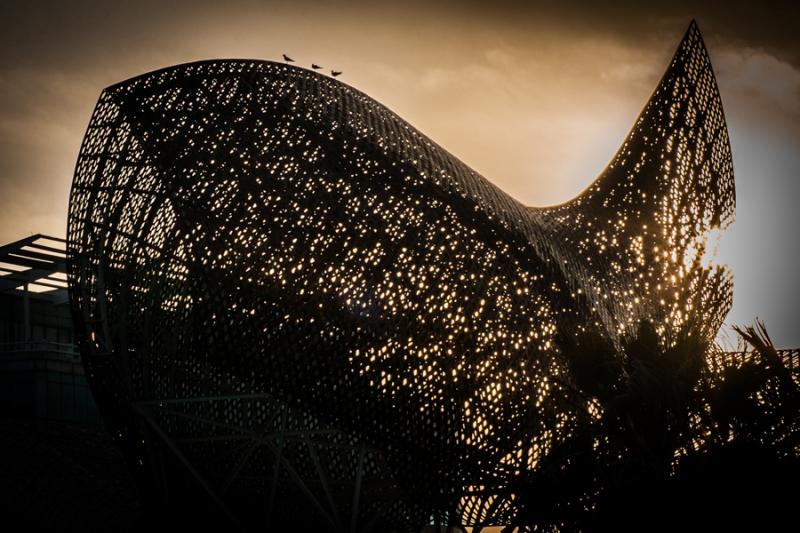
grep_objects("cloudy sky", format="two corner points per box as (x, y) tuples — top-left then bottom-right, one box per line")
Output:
(0, 0), (797, 346)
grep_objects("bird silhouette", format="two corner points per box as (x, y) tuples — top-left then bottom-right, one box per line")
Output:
(282, 54), (294, 63)
(331, 70), (342, 77)
(311, 64), (323, 70)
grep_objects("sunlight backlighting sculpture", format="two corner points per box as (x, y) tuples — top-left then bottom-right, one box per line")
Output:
(67, 22), (733, 530)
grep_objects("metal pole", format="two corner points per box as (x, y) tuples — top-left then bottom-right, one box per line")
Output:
(23, 282), (30, 341)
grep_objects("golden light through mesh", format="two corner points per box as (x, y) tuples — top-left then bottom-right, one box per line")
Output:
(67, 22), (733, 529)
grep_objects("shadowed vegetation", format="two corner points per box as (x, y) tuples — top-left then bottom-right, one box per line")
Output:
(502, 320), (800, 532)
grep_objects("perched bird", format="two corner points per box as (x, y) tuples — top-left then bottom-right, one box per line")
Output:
(282, 54), (294, 63)
(311, 63), (323, 70)
(331, 70), (342, 77)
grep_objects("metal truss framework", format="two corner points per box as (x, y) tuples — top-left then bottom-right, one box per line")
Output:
(68, 22), (739, 530)
(131, 394), (391, 532)
(0, 234), (68, 300)
(0, 235), (69, 351)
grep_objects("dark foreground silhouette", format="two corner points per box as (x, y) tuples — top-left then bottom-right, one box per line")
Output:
(2, 321), (797, 531)
(504, 320), (800, 532)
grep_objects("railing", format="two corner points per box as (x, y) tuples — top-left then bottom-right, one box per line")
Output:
(0, 340), (78, 357)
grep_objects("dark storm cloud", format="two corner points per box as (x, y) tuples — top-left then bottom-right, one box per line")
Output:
(1, 1), (798, 69)
(442, 0), (800, 68)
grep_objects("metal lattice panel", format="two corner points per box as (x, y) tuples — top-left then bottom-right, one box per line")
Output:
(67, 22), (734, 529)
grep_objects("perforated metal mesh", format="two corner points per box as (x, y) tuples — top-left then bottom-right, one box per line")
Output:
(67, 22), (734, 529)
